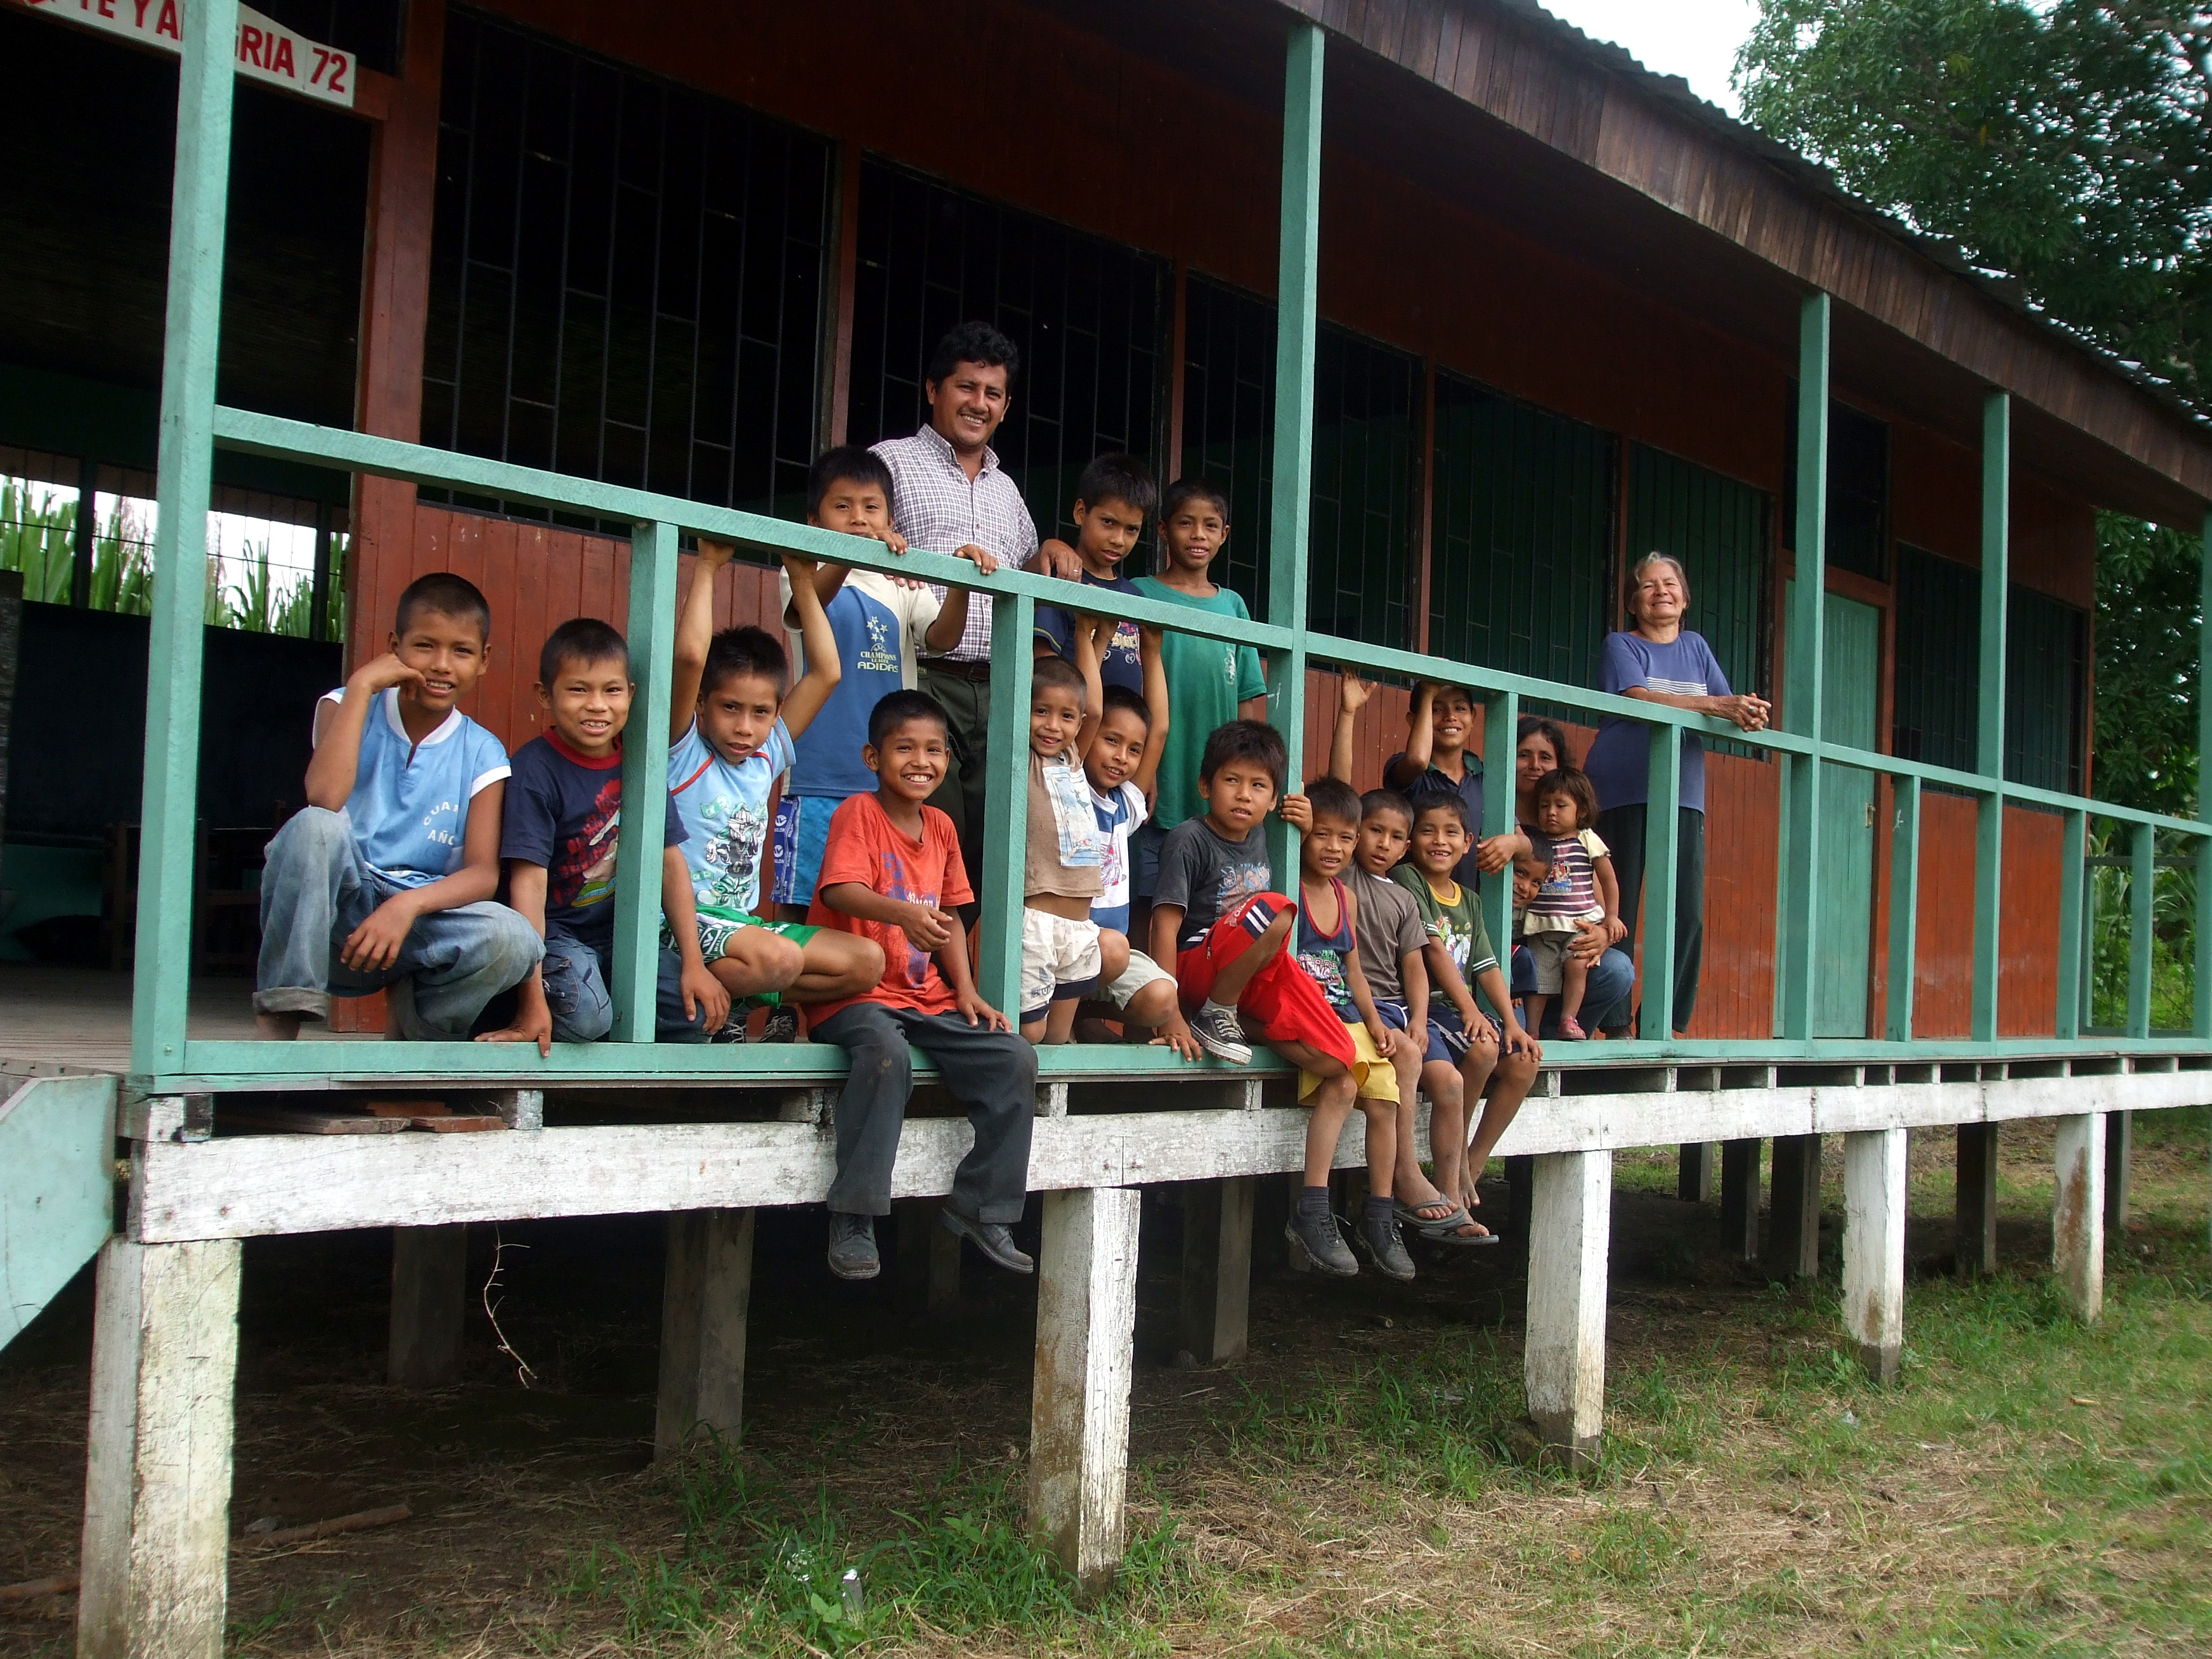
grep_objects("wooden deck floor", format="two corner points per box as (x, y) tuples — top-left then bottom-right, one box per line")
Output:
(0, 966), (264, 1074)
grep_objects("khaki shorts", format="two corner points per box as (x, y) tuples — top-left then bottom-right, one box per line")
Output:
(1100, 947), (1176, 1012)
(1021, 908), (1103, 1022)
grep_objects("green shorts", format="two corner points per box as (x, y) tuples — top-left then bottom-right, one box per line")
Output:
(666, 906), (821, 998)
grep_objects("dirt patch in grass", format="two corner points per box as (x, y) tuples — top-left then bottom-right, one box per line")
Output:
(5, 1112), (2209, 1656)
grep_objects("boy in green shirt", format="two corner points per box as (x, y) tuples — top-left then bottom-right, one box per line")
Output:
(1130, 478), (1267, 901)
(1393, 793), (1542, 1229)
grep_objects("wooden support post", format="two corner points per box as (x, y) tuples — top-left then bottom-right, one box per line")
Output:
(387, 1224), (466, 1389)
(1029, 1187), (1140, 1596)
(1955, 1123), (1999, 1278)
(1777, 292), (1830, 1042)
(77, 1237), (243, 1659)
(1764, 1135), (1821, 1279)
(1677, 1142), (1717, 1204)
(2104, 1110), (2132, 1232)
(1719, 1138), (1761, 1259)
(1524, 1150), (1611, 1467)
(1178, 1177), (1254, 1364)
(1842, 1128), (1907, 1382)
(655, 1209), (755, 1457)
(1972, 392), (2009, 1043)
(2053, 1113), (2105, 1322)
(130, 0), (240, 1077)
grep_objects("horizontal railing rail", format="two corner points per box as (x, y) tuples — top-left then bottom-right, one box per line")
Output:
(124, 407), (2206, 1089)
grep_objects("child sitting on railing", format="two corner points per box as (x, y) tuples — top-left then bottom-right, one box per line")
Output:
(665, 538), (882, 1041)
(255, 573), (541, 1041)
(804, 690), (1038, 1284)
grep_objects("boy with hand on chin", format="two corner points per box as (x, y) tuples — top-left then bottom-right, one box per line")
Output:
(805, 691), (1039, 1284)
(669, 540), (883, 1039)
(482, 619), (732, 1054)
(256, 573), (541, 1039)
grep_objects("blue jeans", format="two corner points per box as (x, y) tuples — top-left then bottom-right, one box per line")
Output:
(255, 807), (542, 1038)
(1512, 942), (1634, 1038)
(540, 925), (712, 1044)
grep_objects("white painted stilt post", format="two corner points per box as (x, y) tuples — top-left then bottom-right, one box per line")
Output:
(77, 1237), (243, 1659)
(1842, 1128), (1907, 1382)
(2053, 1113), (2106, 1322)
(654, 1209), (755, 1457)
(387, 1224), (467, 1389)
(1178, 1176), (1254, 1363)
(1524, 1150), (1611, 1467)
(1029, 1186), (1140, 1595)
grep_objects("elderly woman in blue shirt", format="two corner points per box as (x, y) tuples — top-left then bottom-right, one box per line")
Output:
(1580, 554), (1771, 1038)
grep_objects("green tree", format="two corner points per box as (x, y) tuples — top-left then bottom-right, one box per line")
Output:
(1736, 0), (2212, 818)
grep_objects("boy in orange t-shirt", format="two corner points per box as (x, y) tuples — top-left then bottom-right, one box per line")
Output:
(806, 689), (1039, 1282)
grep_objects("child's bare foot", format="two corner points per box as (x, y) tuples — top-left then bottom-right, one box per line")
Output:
(253, 1011), (304, 1040)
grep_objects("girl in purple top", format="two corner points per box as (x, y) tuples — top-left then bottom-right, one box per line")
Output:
(1579, 554), (1771, 1036)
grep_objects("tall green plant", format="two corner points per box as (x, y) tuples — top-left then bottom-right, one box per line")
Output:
(0, 478), (80, 604)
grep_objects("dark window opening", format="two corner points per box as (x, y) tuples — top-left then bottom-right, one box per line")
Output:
(1428, 371), (1613, 697)
(1892, 543), (1979, 772)
(1785, 391), (1890, 581)
(254, 0), (404, 77)
(846, 159), (1168, 557)
(423, 8), (832, 532)
(2007, 584), (2086, 793)
(1181, 275), (1421, 647)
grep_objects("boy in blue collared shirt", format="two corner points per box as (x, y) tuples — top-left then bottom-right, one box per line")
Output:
(255, 573), (542, 1040)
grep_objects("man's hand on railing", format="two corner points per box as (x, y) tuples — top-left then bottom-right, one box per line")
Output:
(1719, 691), (1773, 731)
(954, 542), (1001, 577)
(1029, 540), (1082, 582)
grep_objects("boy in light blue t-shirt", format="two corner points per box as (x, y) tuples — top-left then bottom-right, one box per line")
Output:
(255, 573), (542, 1040)
(667, 534), (883, 1038)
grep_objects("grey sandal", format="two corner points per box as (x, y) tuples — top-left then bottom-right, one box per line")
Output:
(1395, 1197), (1499, 1246)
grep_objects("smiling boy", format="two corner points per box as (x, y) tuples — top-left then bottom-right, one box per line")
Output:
(482, 618), (729, 1053)
(1032, 453), (1159, 696)
(669, 540), (882, 1039)
(255, 573), (541, 1039)
(805, 690), (1039, 1282)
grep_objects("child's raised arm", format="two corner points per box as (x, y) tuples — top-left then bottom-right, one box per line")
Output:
(777, 552), (843, 741)
(1134, 625), (1169, 802)
(1071, 614), (1107, 758)
(672, 538), (736, 742)
(306, 655), (427, 809)
(1327, 674), (1373, 785)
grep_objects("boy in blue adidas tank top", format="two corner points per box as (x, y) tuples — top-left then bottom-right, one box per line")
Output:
(254, 573), (542, 1040)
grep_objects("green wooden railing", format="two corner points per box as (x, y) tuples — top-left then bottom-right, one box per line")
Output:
(131, 6), (2212, 1091)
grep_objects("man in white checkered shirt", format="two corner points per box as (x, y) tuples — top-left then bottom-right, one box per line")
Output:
(873, 320), (1079, 902)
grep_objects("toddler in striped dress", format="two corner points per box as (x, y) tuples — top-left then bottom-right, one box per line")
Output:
(1522, 767), (1620, 1040)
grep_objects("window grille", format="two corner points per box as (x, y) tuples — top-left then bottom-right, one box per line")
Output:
(1182, 275), (1419, 646)
(1785, 392), (1890, 580)
(845, 159), (1169, 554)
(2007, 583), (2086, 793)
(1429, 371), (1613, 689)
(1893, 543), (1979, 771)
(423, 9), (833, 530)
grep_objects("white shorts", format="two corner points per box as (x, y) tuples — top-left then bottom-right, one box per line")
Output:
(1021, 908), (1103, 1021)
(1101, 948), (1176, 1012)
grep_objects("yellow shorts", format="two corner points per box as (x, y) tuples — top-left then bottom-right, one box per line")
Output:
(1299, 1018), (1401, 1105)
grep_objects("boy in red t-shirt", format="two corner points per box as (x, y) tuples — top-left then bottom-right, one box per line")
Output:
(806, 689), (1039, 1282)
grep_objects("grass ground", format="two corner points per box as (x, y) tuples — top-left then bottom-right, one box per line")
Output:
(3, 1109), (2207, 1658)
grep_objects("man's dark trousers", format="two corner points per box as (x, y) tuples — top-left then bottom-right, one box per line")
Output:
(813, 1002), (1037, 1223)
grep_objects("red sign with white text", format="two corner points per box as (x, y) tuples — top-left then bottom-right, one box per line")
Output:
(26, 0), (356, 108)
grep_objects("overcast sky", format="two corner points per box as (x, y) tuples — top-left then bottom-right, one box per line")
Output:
(1536, 0), (1760, 115)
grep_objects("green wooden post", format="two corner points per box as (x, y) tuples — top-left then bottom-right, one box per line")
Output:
(2128, 819), (2156, 1039)
(977, 590), (1036, 1018)
(1885, 774), (1920, 1041)
(1480, 689), (1519, 987)
(609, 521), (681, 1042)
(2196, 511), (2212, 1038)
(131, 0), (240, 1077)
(1972, 392), (2009, 1043)
(1776, 292), (1829, 1041)
(1266, 20), (1322, 881)
(1640, 723), (1682, 1040)
(2056, 807), (2086, 1040)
